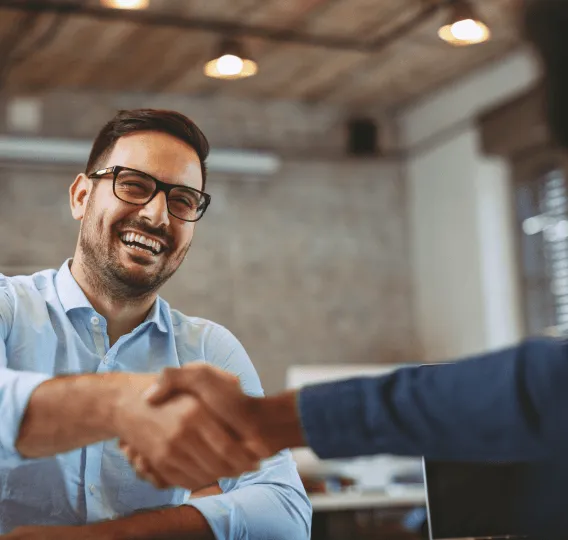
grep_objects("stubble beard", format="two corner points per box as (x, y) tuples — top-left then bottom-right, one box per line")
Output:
(78, 203), (189, 303)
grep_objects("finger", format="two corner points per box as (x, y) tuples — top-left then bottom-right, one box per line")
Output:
(132, 454), (170, 490)
(150, 443), (215, 491)
(146, 364), (229, 406)
(143, 379), (173, 405)
(160, 457), (216, 492)
(148, 458), (207, 492)
(132, 453), (152, 476)
(145, 365), (203, 404)
(179, 432), (244, 480)
(243, 437), (273, 460)
(121, 444), (137, 464)
(188, 371), (257, 436)
(191, 482), (223, 498)
(123, 444), (176, 490)
(196, 413), (261, 476)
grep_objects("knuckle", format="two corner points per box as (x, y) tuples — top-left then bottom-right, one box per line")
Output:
(161, 367), (177, 383)
(227, 373), (240, 387)
(196, 363), (212, 382)
(181, 402), (200, 423)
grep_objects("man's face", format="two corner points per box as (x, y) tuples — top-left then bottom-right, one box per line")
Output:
(73, 131), (203, 299)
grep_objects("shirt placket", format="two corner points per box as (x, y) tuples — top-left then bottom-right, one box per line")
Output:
(90, 315), (107, 359)
(85, 313), (114, 522)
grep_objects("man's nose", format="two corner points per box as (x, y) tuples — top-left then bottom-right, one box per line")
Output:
(139, 190), (170, 227)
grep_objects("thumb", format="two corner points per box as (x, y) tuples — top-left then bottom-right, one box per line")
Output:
(144, 368), (181, 404)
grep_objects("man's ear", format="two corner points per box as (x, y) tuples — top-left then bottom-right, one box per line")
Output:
(69, 173), (92, 221)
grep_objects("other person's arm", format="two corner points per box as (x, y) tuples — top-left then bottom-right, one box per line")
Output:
(147, 338), (568, 469)
(288, 338), (568, 461)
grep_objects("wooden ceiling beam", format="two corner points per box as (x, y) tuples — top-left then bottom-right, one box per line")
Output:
(0, 0), (397, 52)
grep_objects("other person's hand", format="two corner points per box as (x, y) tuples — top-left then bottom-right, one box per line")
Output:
(112, 371), (263, 491)
(145, 363), (272, 457)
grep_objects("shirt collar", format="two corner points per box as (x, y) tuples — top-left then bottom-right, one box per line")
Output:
(55, 259), (169, 333)
(144, 295), (169, 333)
(55, 259), (92, 313)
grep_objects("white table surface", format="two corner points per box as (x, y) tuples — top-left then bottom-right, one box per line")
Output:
(309, 487), (426, 512)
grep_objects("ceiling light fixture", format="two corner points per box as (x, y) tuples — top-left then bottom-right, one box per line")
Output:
(100, 0), (149, 10)
(204, 38), (258, 80)
(438, 0), (491, 46)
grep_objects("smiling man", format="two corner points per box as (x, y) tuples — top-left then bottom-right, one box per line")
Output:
(0, 109), (311, 539)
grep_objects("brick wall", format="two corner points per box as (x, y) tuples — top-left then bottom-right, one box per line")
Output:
(1, 91), (400, 157)
(0, 91), (416, 393)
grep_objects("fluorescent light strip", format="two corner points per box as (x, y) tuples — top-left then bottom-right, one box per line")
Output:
(0, 136), (281, 176)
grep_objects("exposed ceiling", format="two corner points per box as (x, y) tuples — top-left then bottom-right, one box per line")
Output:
(0, 0), (522, 109)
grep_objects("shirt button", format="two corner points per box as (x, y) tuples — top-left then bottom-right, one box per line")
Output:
(91, 316), (100, 325)
(89, 484), (96, 495)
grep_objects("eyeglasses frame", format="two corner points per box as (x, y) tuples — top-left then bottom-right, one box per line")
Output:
(87, 165), (211, 223)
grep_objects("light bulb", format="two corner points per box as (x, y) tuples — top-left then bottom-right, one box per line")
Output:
(450, 19), (485, 41)
(523, 216), (544, 236)
(101, 0), (149, 9)
(215, 55), (244, 76)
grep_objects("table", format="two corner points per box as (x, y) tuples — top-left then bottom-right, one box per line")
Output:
(310, 488), (426, 512)
(309, 488), (426, 540)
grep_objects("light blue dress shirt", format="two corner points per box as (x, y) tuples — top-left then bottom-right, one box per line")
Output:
(0, 260), (311, 538)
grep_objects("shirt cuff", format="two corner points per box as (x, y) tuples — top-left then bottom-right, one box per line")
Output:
(298, 379), (369, 460)
(185, 494), (246, 540)
(0, 370), (51, 460)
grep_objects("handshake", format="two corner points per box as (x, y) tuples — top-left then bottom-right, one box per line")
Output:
(113, 364), (305, 491)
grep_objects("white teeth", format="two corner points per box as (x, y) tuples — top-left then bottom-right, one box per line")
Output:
(120, 232), (162, 254)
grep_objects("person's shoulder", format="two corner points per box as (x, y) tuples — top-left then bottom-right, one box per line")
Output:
(167, 307), (263, 395)
(1, 267), (53, 290)
(168, 308), (244, 354)
(0, 268), (57, 297)
(0, 268), (55, 330)
(167, 306), (241, 345)
(169, 308), (227, 335)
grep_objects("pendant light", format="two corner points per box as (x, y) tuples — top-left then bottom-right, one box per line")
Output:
(438, 0), (491, 46)
(204, 38), (258, 80)
(100, 0), (149, 9)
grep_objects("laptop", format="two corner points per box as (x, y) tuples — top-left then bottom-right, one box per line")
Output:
(422, 458), (568, 540)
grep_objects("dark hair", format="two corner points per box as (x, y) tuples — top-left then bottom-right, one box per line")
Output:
(85, 109), (210, 189)
(524, 0), (568, 148)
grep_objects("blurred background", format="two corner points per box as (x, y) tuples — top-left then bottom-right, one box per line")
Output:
(0, 0), (562, 537)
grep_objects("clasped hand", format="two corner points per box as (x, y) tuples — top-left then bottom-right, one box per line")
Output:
(113, 364), (272, 491)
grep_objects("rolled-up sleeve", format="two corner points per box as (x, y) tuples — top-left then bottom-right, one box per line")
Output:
(186, 324), (311, 539)
(187, 452), (311, 540)
(0, 283), (50, 459)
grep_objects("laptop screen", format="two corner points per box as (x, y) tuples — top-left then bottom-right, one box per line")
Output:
(424, 460), (537, 539)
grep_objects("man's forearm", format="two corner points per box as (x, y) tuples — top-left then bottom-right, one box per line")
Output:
(16, 372), (154, 458)
(85, 505), (214, 540)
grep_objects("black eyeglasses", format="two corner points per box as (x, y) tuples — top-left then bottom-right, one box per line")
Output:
(88, 165), (211, 223)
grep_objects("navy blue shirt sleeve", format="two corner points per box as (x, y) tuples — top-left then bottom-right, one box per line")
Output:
(298, 338), (568, 462)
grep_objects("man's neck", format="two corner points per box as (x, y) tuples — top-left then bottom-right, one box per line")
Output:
(69, 258), (157, 344)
